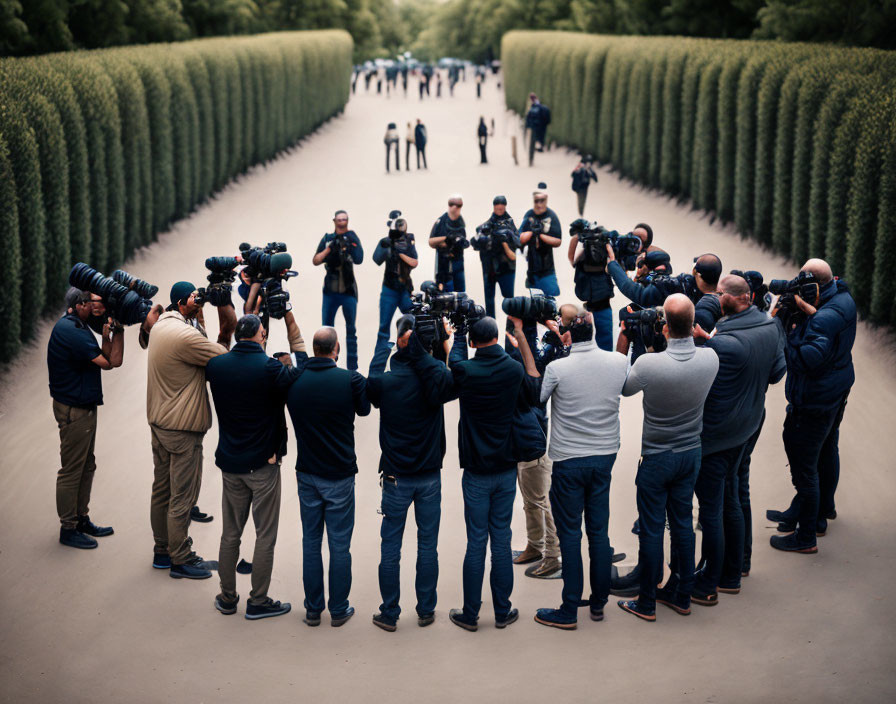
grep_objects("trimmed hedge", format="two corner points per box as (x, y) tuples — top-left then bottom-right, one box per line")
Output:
(503, 31), (896, 326)
(0, 30), (352, 361)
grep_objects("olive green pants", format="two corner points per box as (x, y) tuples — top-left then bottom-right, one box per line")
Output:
(54, 400), (98, 530)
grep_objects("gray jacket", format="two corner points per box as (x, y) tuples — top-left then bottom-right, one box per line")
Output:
(701, 306), (786, 455)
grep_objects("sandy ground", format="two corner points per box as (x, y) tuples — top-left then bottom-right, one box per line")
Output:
(1, 73), (895, 704)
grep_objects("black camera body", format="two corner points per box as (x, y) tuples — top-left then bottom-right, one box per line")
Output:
(194, 256), (240, 307)
(620, 305), (667, 353)
(238, 242), (297, 319)
(769, 271), (819, 324)
(571, 219), (642, 271)
(410, 281), (486, 353)
(475, 221), (512, 257)
(69, 263), (156, 326)
(502, 288), (559, 325)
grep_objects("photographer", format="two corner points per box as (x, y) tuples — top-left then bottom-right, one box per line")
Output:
(471, 195), (519, 318)
(286, 327), (371, 627)
(313, 210), (364, 371)
(518, 308), (628, 629)
(429, 194), (469, 293)
(368, 316), (457, 631)
(617, 295), (719, 622)
(146, 282), (236, 579)
(205, 310), (307, 620)
(571, 155), (598, 216)
(373, 212), (419, 357)
(518, 184), (562, 296)
(679, 275), (785, 604)
(48, 288), (123, 549)
(768, 259), (856, 554)
(446, 317), (525, 632)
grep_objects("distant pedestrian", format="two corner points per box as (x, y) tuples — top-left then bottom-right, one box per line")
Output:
(478, 118), (488, 164)
(405, 122), (414, 172)
(571, 155), (598, 216)
(415, 119), (428, 169)
(525, 93), (551, 167)
(436, 72), (443, 98)
(384, 123), (400, 173)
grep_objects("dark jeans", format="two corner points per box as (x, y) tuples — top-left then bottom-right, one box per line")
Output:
(591, 305), (613, 352)
(378, 472), (441, 622)
(529, 271), (559, 297)
(694, 443), (745, 594)
(436, 265), (465, 293)
(550, 454), (616, 618)
(479, 137), (487, 163)
(483, 270), (515, 318)
(461, 469), (517, 621)
(322, 291), (358, 371)
(297, 473), (355, 616)
(636, 448), (701, 611)
(376, 284), (413, 357)
(416, 145), (427, 169)
(733, 413), (764, 574)
(782, 395), (848, 543)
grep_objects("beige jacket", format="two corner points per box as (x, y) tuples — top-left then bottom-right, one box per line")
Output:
(146, 311), (227, 433)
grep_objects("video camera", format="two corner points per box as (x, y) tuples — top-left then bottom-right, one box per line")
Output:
(409, 280), (486, 353)
(619, 305), (667, 353)
(194, 257), (240, 308)
(769, 271), (819, 324)
(69, 263), (156, 326)
(501, 288), (559, 325)
(387, 210), (406, 241)
(570, 219), (642, 271)
(236, 241), (297, 320)
(475, 221), (514, 256)
(730, 269), (772, 312)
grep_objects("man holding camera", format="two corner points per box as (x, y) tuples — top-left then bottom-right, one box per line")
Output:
(146, 282), (236, 578)
(471, 196), (519, 318)
(768, 259), (856, 554)
(48, 288), (124, 549)
(429, 195), (469, 293)
(447, 317), (525, 631)
(681, 275), (785, 603)
(287, 327), (371, 627)
(367, 315), (457, 631)
(518, 184), (562, 296)
(617, 295), (719, 622)
(374, 213), (419, 358)
(313, 210), (364, 371)
(205, 310), (307, 619)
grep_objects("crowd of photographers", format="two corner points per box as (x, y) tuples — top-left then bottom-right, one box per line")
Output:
(46, 184), (857, 629)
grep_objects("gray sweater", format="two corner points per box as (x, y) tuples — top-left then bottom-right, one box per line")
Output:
(541, 340), (629, 461)
(622, 337), (719, 455)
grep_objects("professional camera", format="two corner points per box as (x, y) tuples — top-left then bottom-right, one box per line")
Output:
(237, 242), (297, 320)
(112, 270), (158, 299)
(442, 221), (469, 257)
(571, 219), (642, 271)
(195, 256), (240, 307)
(421, 280), (485, 327)
(730, 269), (771, 312)
(645, 272), (700, 303)
(475, 221), (513, 256)
(387, 210), (406, 241)
(69, 263), (155, 326)
(619, 305), (667, 353)
(529, 217), (546, 236)
(539, 328), (569, 363)
(502, 288), (559, 324)
(769, 271), (819, 324)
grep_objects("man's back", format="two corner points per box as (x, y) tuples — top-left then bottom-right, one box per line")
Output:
(286, 358), (370, 477)
(623, 338), (719, 454)
(541, 341), (628, 460)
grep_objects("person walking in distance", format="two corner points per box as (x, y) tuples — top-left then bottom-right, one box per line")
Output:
(405, 122), (414, 172)
(384, 122), (400, 173)
(415, 119), (428, 170)
(571, 155), (598, 216)
(478, 117), (489, 164)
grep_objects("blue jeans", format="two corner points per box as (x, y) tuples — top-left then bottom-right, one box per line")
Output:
(549, 454), (616, 619)
(297, 473), (355, 616)
(322, 292), (358, 371)
(483, 271), (515, 318)
(437, 266), (466, 293)
(376, 285), (413, 356)
(635, 448), (701, 611)
(731, 413), (764, 576)
(529, 271), (559, 297)
(378, 472), (441, 623)
(693, 443), (745, 594)
(461, 469), (516, 621)
(591, 305), (613, 352)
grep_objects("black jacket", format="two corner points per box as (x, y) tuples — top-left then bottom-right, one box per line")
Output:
(608, 261), (665, 308)
(286, 358), (370, 478)
(316, 231), (364, 298)
(701, 307), (786, 455)
(206, 341), (304, 473)
(503, 336), (547, 462)
(471, 212), (518, 277)
(518, 207), (562, 278)
(367, 335), (457, 476)
(448, 335), (524, 473)
(784, 279), (856, 410)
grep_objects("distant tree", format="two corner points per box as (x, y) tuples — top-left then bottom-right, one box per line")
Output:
(67, 0), (130, 48)
(19, 0), (72, 54)
(127, 0), (192, 43)
(663, 0), (762, 38)
(754, 0), (896, 50)
(0, 0), (29, 55)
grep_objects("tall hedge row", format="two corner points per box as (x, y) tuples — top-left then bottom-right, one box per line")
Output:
(0, 30), (352, 361)
(503, 31), (896, 326)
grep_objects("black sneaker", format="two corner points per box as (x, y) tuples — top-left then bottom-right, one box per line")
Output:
(152, 553), (171, 569)
(190, 506), (214, 523)
(590, 607), (604, 622)
(331, 606), (355, 627)
(372, 613), (397, 632)
(449, 608), (478, 632)
(215, 595), (239, 615)
(77, 516), (114, 537)
(236, 559), (253, 574)
(303, 611), (321, 627)
(246, 598), (291, 620)
(495, 608), (519, 629)
(690, 590), (718, 607)
(656, 587), (691, 615)
(609, 564), (641, 597)
(612, 552), (626, 564)
(417, 613), (435, 627)
(617, 599), (655, 622)
(770, 533), (817, 553)
(170, 554), (213, 580)
(59, 528), (98, 550)
(766, 508), (797, 524)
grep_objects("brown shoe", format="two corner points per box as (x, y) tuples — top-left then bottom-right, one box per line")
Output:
(526, 558), (561, 579)
(513, 546), (542, 565)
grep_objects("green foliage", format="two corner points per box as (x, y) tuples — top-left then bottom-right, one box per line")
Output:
(503, 29), (896, 325)
(0, 133), (22, 361)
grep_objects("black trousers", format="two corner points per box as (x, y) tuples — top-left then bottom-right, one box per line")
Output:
(416, 145), (427, 169)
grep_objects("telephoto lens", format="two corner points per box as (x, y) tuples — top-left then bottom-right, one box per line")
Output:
(112, 269), (159, 299)
(69, 263), (152, 326)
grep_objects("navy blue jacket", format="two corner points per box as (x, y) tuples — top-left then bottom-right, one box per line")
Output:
(518, 207), (562, 277)
(608, 261), (665, 308)
(784, 279), (856, 410)
(504, 335), (547, 462)
(47, 313), (103, 408)
(316, 231), (364, 298)
(701, 307), (786, 455)
(286, 358), (371, 478)
(449, 335), (524, 473)
(368, 335), (457, 476)
(206, 341), (304, 473)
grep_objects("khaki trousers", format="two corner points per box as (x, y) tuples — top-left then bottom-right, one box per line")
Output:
(517, 454), (559, 558)
(150, 425), (205, 564)
(218, 463), (282, 606)
(54, 401), (98, 530)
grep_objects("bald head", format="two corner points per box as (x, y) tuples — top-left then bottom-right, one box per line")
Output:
(559, 303), (580, 326)
(801, 258), (833, 285)
(718, 274), (750, 298)
(312, 326), (339, 358)
(663, 293), (695, 339)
